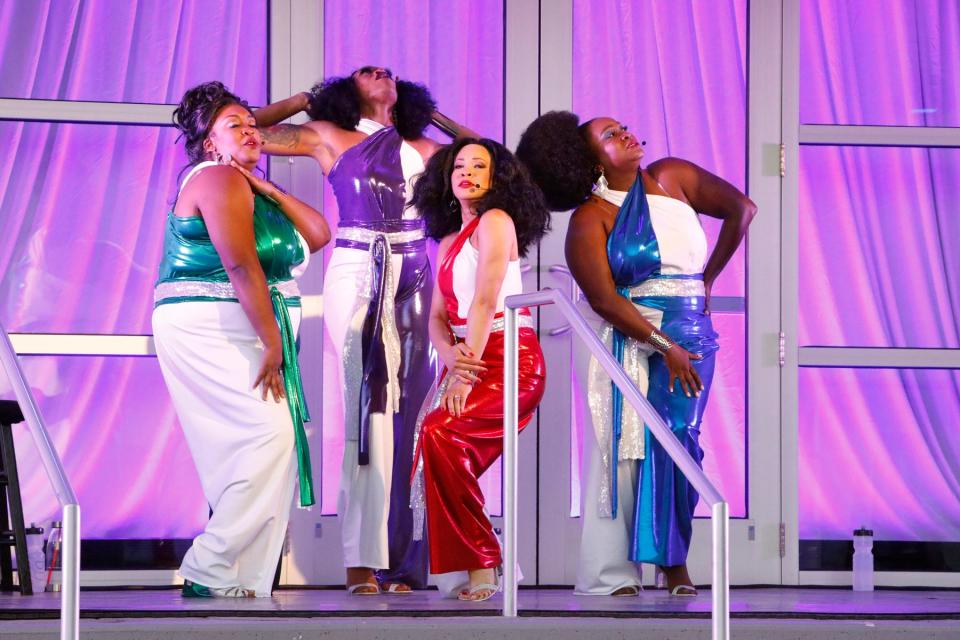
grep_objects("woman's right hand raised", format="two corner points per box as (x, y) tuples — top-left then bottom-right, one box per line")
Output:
(440, 342), (488, 385)
(254, 344), (286, 402)
(662, 343), (704, 398)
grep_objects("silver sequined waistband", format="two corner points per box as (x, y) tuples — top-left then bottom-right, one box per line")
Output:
(154, 278), (301, 304)
(629, 277), (705, 298)
(337, 226), (425, 245)
(449, 314), (534, 338)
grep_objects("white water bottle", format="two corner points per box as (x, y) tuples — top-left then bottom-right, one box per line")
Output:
(26, 524), (45, 594)
(852, 527), (874, 592)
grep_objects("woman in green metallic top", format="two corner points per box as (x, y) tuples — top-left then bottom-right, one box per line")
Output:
(152, 82), (329, 598)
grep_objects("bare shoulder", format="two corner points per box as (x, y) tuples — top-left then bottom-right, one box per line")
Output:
(477, 208), (516, 233)
(648, 156), (699, 182)
(409, 136), (442, 163)
(186, 164), (251, 194)
(570, 199), (614, 235)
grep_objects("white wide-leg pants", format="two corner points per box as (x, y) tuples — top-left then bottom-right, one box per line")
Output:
(153, 301), (300, 597)
(325, 246), (404, 570)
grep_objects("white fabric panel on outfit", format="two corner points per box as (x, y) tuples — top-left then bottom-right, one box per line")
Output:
(451, 237), (523, 319)
(329, 119), (426, 570)
(575, 299), (648, 594)
(152, 301), (302, 597)
(574, 187), (707, 594)
(326, 246), (405, 569)
(647, 195), (707, 275)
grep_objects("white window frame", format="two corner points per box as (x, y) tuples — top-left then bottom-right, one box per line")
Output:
(781, 0), (960, 588)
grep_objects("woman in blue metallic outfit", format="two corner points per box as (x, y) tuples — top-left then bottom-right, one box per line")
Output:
(518, 111), (755, 597)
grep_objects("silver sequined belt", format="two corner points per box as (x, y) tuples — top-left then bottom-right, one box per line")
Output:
(449, 314), (534, 338)
(629, 277), (705, 298)
(336, 226), (425, 245)
(154, 278), (301, 304)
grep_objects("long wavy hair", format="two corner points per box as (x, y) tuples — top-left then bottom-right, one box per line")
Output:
(410, 138), (551, 257)
(515, 110), (601, 211)
(172, 81), (252, 166)
(304, 71), (436, 140)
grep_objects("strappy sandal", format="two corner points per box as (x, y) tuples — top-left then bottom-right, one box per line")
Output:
(380, 581), (414, 595)
(346, 582), (381, 595)
(612, 585), (641, 597)
(669, 584), (698, 597)
(458, 582), (500, 602)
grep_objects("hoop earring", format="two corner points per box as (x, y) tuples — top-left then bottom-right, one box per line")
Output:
(592, 168), (609, 196)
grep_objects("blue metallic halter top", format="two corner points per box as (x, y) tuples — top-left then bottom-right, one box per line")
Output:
(604, 175), (707, 517)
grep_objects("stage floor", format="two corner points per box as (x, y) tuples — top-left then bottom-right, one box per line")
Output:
(2, 587), (959, 620)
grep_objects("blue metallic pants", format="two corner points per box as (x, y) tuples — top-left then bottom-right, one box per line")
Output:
(628, 295), (718, 567)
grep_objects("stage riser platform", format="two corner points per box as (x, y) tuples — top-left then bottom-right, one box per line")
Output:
(4, 617), (960, 640)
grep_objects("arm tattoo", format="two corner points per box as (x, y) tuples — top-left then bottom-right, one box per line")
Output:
(262, 124), (301, 148)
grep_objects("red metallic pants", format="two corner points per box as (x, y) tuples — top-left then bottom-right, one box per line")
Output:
(421, 328), (546, 574)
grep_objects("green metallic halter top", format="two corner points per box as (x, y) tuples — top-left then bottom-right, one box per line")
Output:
(154, 166), (305, 307)
(153, 162), (315, 507)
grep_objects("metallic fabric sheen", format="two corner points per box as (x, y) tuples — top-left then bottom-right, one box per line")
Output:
(328, 125), (434, 588)
(155, 193), (305, 297)
(271, 287), (315, 508)
(629, 295), (717, 566)
(417, 328), (545, 574)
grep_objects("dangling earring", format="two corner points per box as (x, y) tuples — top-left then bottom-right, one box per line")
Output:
(592, 168), (609, 196)
(448, 198), (459, 212)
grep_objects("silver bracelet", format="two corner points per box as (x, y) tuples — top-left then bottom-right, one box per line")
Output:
(646, 330), (675, 354)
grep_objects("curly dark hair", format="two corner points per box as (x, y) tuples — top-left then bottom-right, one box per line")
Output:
(172, 81), (252, 165)
(515, 110), (600, 211)
(304, 72), (436, 141)
(410, 138), (551, 257)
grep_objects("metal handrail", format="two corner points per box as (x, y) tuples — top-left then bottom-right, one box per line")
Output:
(503, 289), (729, 640)
(0, 322), (79, 640)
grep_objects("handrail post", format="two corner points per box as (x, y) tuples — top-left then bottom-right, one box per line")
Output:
(62, 504), (81, 640)
(712, 501), (730, 640)
(502, 307), (519, 617)
(502, 289), (729, 637)
(0, 323), (80, 640)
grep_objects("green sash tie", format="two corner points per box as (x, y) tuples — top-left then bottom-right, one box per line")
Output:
(270, 287), (315, 508)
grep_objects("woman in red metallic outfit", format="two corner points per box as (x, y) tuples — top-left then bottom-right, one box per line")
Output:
(408, 138), (550, 601)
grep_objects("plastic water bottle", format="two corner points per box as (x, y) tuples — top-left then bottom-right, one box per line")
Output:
(25, 523), (45, 595)
(852, 527), (874, 591)
(44, 520), (62, 592)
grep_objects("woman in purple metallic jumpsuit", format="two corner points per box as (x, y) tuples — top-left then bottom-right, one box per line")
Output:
(254, 67), (475, 594)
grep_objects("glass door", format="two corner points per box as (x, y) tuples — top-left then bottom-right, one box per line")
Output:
(535, 0), (785, 586)
(781, 0), (960, 587)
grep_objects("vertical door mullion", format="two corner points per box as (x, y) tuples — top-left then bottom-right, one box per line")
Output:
(779, 0), (801, 586)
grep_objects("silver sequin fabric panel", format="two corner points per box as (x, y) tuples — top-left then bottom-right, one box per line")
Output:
(154, 278), (301, 304)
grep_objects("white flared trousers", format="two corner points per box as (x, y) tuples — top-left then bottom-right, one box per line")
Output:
(325, 246), (404, 570)
(153, 300), (301, 597)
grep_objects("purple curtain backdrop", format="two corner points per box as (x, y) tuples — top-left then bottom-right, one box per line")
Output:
(318, 0), (505, 514)
(799, 147), (960, 349)
(800, 0), (960, 127)
(0, 122), (183, 335)
(0, 0), (267, 105)
(798, 2), (960, 541)
(0, 1), (268, 540)
(5, 357), (207, 539)
(572, 0), (749, 518)
(799, 368), (960, 541)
